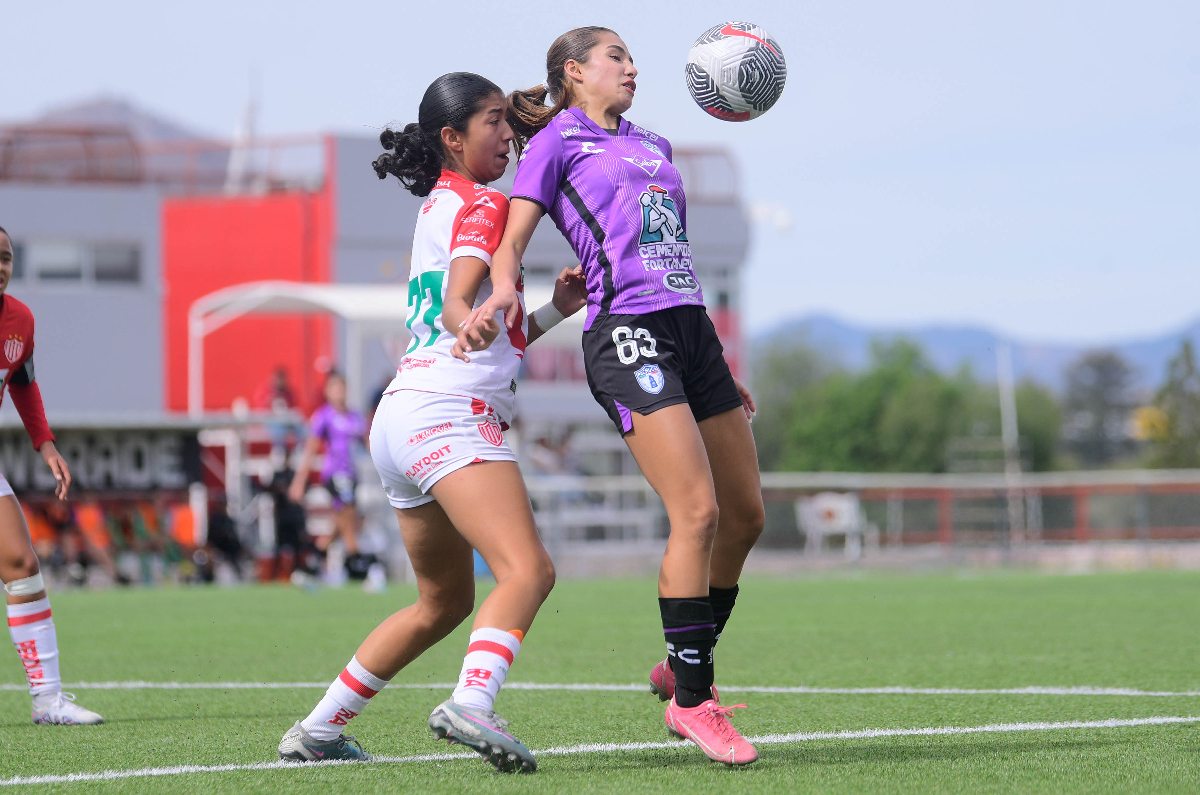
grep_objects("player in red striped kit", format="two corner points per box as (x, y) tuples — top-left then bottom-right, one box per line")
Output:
(277, 74), (585, 772)
(0, 226), (103, 726)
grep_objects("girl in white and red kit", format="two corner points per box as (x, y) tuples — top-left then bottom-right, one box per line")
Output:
(0, 225), (103, 726)
(277, 73), (585, 773)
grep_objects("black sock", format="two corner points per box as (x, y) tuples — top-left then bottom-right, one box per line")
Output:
(710, 584), (740, 644)
(659, 597), (715, 708)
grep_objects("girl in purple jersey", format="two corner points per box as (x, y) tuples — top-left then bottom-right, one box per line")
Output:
(289, 372), (365, 561)
(278, 72), (586, 773)
(463, 27), (764, 765)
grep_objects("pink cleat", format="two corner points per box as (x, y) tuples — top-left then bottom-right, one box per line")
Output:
(648, 658), (674, 701)
(649, 659), (719, 703)
(664, 697), (757, 765)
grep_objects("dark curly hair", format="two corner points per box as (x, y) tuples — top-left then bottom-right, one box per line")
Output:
(372, 72), (504, 197)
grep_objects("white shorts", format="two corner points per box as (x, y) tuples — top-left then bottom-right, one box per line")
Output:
(0, 474), (12, 499)
(370, 389), (517, 510)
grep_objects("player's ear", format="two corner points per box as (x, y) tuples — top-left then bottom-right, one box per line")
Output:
(441, 126), (465, 154)
(563, 58), (585, 86)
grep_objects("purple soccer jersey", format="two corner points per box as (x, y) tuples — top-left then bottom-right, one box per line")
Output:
(511, 107), (705, 329)
(309, 404), (365, 480)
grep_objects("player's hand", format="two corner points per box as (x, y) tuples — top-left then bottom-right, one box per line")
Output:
(39, 441), (72, 501)
(287, 481), (306, 503)
(551, 265), (587, 317)
(451, 314), (500, 362)
(461, 285), (520, 332)
(733, 377), (757, 423)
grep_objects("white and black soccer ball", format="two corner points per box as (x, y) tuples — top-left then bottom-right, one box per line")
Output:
(685, 21), (786, 122)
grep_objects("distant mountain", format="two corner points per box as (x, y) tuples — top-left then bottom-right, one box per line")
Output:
(754, 314), (1200, 395)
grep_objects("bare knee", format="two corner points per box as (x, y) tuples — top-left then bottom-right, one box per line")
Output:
(494, 552), (556, 605)
(531, 553), (556, 603)
(727, 498), (766, 548)
(416, 588), (474, 638)
(1, 550), (39, 584)
(668, 500), (720, 549)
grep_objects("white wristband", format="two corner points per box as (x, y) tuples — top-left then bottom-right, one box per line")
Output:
(530, 302), (566, 332)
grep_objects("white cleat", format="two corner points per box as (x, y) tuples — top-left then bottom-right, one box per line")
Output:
(31, 692), (104, 725)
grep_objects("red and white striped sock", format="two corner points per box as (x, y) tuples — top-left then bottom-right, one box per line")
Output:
(300, 656), (389, 740)
(7, 598), (62, 701)
(451, 628), (523, 712)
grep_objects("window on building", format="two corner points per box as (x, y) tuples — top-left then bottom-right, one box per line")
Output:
(93, 243), (141, 283)
(30, 242), (84, 282)
(14, 240), (142, 285)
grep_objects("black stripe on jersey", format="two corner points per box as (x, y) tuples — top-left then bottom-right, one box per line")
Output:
(562, 178), (615, 316)
(9, 358), (34, 386)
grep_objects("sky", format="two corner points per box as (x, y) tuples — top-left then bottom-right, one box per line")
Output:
(5, 1), (1198, 344)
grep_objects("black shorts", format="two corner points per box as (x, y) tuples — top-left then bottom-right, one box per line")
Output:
(582, 306), (743, 435)
(324, 474), (358, 508)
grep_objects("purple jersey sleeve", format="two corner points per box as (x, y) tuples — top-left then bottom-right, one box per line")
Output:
(309, 405), (331, 441)
(512, 129), (565, 210)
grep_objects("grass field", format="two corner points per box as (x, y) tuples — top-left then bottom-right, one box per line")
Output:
(1, 570), (1198, 792)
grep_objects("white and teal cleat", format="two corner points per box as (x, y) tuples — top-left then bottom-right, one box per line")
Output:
(278, 721), (370, 762)
(428, 699), (537, 773)
(31, 692), (104, 725)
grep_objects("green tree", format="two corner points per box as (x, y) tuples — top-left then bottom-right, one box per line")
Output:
(748, 338), (836, 470)
(779, 339), (965, 472)
(1014, 381), (1063, 471)
(1147, 339), (1200, 468)
(1063, 350), (1136, 467)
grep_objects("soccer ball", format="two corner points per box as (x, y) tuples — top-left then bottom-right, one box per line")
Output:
(685, 21), (786, 122)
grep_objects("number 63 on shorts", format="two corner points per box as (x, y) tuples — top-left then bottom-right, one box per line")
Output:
(582, 306), (744, 435)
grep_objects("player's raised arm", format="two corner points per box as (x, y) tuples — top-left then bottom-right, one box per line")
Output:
(459, 198), (543, 335)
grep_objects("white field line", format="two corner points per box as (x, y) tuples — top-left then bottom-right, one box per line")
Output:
(1, 681), (1199, 697)
(2, 715), (1197, 787)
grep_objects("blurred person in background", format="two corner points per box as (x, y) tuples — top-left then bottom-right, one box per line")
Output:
(254, 365), (300, 453)
(0, 225), (103, 725)
(260, 446), (318, 583)
(289, 371), (367, 576)
(277, 72), (585, 772)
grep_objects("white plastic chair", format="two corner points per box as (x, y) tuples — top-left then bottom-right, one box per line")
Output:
(795, 491), (879, 559)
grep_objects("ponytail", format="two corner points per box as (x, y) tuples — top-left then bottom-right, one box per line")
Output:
(507, 84), (566, 149)
(372, 124), (442, 197)
(509, 26), (615, 148)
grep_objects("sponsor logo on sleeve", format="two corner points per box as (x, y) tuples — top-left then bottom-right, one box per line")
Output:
(462, 215), (496, 229)
(560, 124), (581, 139)
(455, 231), (490, 245)
(641, 140), (664, 157)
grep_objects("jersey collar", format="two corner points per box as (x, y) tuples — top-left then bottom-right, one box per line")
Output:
(567, 106), (629, 137)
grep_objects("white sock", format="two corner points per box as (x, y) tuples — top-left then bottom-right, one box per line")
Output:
(301, 656), (389, 741)
(451, 628), (522, 712)
(7, 598), (61, 701)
